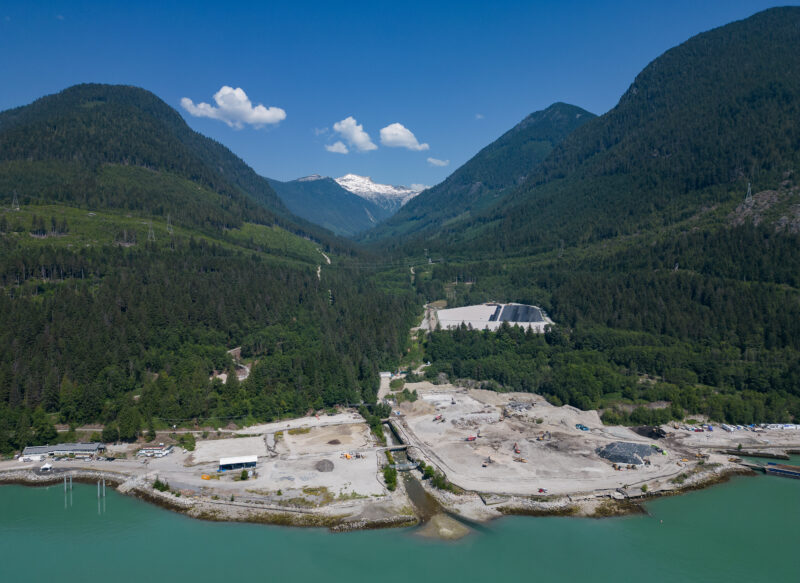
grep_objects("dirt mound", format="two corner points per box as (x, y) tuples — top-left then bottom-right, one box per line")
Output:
(315, 459), (335, 472)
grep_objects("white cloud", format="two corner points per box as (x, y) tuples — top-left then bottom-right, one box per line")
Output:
(331, 116), (377, 152)
(380, 123), (429, 151)
(325, 141), (349, 154)
(475, 113), (484, 120)
(314, 127), (329, 136)
(181, 86), (286, 129)
(410, 184), (430, 192)
(427, 157), (450, 167)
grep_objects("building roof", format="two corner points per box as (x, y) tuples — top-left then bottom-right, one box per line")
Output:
(22, 442), (104, 456)
(219, 455), (258, 466)
(434, 303), (553, 332)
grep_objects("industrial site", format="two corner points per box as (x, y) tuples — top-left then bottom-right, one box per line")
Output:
(2, 371), (798, 536)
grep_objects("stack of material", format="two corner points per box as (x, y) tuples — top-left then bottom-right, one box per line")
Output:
(596, 442), (653, 465)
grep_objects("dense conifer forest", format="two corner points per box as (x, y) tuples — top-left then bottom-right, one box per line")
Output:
(0, 85), (416, 452)
(2, 8), (800, 452)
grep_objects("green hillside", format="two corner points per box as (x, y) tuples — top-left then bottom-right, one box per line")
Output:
(361, 102), (595, 244)
(268, 176), (393, 237)
(406, 7), (800, 255)
(0, 84), (351, 252)
(397, 8), (800, 424)
(0, 86), (416, 451)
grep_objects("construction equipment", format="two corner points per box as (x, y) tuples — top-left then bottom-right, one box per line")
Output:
(466, 436), (477, 442)
(513, 442), (521, 454)
(433, 414), (442, 422)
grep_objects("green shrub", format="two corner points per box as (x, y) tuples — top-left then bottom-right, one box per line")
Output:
(383, 466), (398, 491)
(395, 389), (418, 403)
(178, 433), (196, 451)
(430, 470), (455, 491)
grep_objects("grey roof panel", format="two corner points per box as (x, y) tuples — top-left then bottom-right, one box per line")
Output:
(21, 442), (104, 456)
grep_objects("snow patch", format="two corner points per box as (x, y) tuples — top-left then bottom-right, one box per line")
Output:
(334, 174), (422, 210)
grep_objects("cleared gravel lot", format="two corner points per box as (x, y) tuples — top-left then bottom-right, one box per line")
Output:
(398, 383), (684, 496)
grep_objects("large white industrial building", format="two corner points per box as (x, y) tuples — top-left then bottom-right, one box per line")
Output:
(424, 302), (554, 332)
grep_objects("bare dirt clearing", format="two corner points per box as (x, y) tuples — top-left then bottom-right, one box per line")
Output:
(399, 383), (687, 496)
(278, 423), (372, 456)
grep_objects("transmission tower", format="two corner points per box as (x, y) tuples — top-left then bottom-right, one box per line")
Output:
(558, 239), (564, 258)
(11, 191), (20, 211)
(166, 214), (173, 235)
(147, 222), (155, 242)
(745, 182), (753, 204)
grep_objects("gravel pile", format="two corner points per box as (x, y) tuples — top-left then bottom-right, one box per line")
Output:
(596, 442), (653, 465)
(315, 459), (334, 472)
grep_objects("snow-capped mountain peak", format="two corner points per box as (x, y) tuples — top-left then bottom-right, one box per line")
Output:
(334, 174), (423, 211)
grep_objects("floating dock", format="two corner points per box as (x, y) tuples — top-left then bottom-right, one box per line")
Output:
(765, 463), (800, 479)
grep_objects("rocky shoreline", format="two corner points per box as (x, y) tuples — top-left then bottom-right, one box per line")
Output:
(0, 462), (763, 535)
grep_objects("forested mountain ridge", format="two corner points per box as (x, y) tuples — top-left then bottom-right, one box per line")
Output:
(398, 8), (800, 424)
(395, 6), (800, 256)
(360, 102), (595, 244)
(0, 84), (351, 251)
(267, 175), (393, 237)
(0, 86), (418, 452)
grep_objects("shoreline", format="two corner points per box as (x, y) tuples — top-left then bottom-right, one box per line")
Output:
(3, 381), (795, 538)
(0, 466), (417, 531)
(415, 461), (757, 524)
(0, 461), (762, 532)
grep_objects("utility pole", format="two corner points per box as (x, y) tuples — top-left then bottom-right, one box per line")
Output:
(147, 222), (155, 242)
(11, 191), (20, 211)
(745, 182), (753, 204)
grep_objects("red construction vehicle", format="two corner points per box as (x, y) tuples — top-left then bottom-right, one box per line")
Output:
(466, 436), (477, 442)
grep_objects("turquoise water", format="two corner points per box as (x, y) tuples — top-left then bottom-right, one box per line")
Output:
(1, 471), (798, 582)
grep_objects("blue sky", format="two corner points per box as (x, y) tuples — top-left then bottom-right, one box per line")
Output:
(1, 1), (795, 186)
